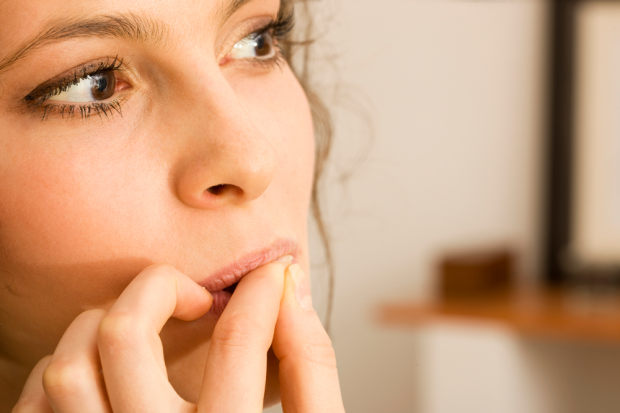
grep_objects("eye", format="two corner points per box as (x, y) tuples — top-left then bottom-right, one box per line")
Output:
(230, 31), (276, 60)
(48, 71), (116, 103)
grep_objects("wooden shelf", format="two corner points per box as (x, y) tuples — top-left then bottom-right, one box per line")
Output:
(378, 288), (620, 343)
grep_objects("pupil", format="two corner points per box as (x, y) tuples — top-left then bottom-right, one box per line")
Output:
(91, 71), (115, 101)
(254, 34), (270, 57)
(97, 77), (107, 92)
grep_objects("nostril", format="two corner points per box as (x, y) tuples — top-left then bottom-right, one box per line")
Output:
(206, 184), (245, 200)
(207, 184), (227, 195)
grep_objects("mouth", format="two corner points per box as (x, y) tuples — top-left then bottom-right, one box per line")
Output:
(201, 239), (297, 317)
(223, 282), (239, 294)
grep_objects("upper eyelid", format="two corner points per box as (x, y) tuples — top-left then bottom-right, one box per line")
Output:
(25, 58), (126, 102)
(25, 29), (263, 102)
(216, 16), (276, 60)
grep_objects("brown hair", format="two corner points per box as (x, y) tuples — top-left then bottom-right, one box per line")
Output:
(280, 0), (334, 330)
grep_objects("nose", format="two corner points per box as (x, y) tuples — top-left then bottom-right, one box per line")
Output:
(174, 83), (277, 209)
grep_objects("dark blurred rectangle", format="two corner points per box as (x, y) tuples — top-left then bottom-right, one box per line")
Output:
(439, 249), (514, 299)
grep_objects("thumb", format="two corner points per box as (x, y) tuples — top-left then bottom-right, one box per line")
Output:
(272, 264), (345, 413)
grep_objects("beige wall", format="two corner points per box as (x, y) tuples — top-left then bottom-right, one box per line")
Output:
(324, 1), (544, 412)
(267, 1), (620, 412)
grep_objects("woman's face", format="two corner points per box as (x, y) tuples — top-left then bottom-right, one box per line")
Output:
(0, 0), (314, 405)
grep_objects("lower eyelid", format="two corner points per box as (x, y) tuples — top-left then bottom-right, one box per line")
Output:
(36, 97), (126, 121)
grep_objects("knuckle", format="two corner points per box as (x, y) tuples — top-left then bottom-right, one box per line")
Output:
(291, 334), (338, 370)
(306, 339), (338, 368)
(98, 312), (140, 350)
(74, 308), (107, 325)
(42, 358), (90, 399)
(142, 264), (178, 280)
(138, 264), (179, 289)
(212, 313), (261, 351)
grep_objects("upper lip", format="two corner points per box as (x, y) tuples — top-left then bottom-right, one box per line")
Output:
(200, 238), (297, 292)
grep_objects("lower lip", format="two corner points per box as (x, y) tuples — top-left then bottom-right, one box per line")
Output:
(207, 290), (233, 318)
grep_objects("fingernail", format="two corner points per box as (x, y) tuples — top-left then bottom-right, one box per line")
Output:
(276, 255), (294, 263)
(287, 264), (313, 311)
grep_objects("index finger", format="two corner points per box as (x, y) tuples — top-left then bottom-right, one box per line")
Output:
(198, 259), (288, 413)
(97, 264), (212, 413)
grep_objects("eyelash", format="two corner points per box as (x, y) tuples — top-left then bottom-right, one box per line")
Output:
(24, 10), (295, 121)
(25, 57), (125, 121)
(259, 9), (294, 67)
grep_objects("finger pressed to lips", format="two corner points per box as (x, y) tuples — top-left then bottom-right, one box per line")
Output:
(273, 264), (346, 413)
(198, 260), (289, 412)
(14, 260), (330, 413)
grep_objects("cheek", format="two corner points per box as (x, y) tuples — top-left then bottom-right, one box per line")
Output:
(0, 135), (161, 361)
(0, 142), (155, 266)
(236, 69), (316, 209)
(0, 68), (316, 368)
(0, 69), (315, 270)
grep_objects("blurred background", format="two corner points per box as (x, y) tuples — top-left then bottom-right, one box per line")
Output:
(267, 0), (620, 412)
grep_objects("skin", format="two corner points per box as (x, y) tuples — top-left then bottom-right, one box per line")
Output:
(0, 0), (345, 411)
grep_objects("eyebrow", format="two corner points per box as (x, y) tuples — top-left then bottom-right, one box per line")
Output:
(0, 0), (253, 75)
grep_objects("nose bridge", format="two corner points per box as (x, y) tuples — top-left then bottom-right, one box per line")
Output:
(175, 74), (278, 209)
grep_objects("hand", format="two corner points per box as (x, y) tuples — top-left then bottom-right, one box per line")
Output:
(12, 261), (345, 412)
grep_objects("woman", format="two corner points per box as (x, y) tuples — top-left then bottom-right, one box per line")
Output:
(0, 0), (345, 411)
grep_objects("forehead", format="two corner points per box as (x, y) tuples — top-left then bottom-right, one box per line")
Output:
(0, 0), (277, 51)
(0, 0), (279, 74)
(0, 0), (179, 43)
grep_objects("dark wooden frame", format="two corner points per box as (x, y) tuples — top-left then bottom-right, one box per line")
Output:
(543, 0), (620, 284)
(544, 0), (578, 284)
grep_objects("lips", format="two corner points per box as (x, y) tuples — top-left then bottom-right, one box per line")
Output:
(201, 238), (297, 317)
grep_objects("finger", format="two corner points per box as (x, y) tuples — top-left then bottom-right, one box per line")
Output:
(97, 264), (212, 413)
(198, 259), (288, 413)
(12, 357), (54, 413)
(42, 309), (111, 413)
(272, 264), (345, 413)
